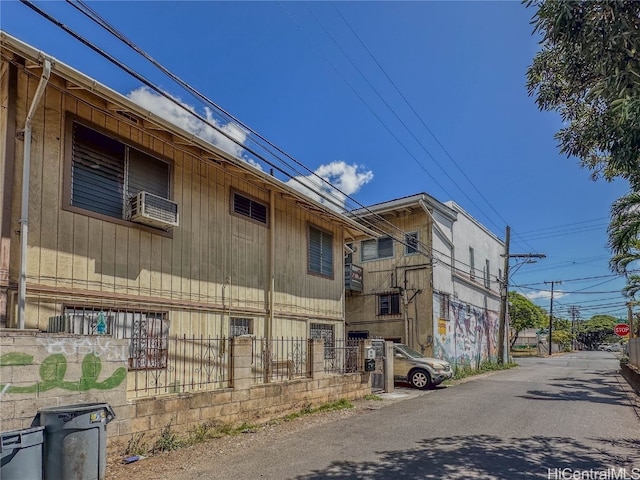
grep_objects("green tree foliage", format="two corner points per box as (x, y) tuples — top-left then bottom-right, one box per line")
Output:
(526, 0), (640, 187)
(552, 330), (573, 351)
(575, 314), (620, 349)
(526, 1), (640, 298)
(608, 195), (640, 299)
(508, 291), (547, 346)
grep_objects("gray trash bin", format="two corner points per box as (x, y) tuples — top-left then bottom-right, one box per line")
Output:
(38, 403), (115, 480)
(0, 426), (45, 480)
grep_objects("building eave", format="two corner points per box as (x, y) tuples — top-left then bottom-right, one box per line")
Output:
(0, 30), (374, 237)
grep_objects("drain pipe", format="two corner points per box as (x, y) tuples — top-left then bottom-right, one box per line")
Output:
(17, 58), (51, 329)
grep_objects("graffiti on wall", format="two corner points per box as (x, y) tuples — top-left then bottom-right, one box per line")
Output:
(37, 336), (128, 361)
(434, 296), (499, 368)
(0, 341), (127, 394)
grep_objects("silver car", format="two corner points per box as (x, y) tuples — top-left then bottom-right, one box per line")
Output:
(392, 343), (453, 389)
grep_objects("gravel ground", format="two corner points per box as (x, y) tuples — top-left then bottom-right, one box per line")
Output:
(105, 393), (408, 480)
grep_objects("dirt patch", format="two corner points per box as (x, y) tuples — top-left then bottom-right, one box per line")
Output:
(106, 396), (390, 480)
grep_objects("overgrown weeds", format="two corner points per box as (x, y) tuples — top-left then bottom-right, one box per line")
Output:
(448, 361), (518, 381)
(121, 399), (353, 460)
(364, 394), (383, 401)
(124, 433), (147, 456)
(283, 399), (353, 421)
(151, 423), (185, 453)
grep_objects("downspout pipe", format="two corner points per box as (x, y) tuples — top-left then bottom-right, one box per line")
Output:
(18, 57), (51, 329)
(268, 189), (275, 341)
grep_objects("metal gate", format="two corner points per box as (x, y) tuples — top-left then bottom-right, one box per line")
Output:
(371, 340), (386, 392)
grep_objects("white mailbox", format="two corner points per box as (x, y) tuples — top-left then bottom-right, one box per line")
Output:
(366, 347), (376, 360)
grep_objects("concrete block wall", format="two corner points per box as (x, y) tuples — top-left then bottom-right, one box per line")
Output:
(109, 337), (371, 452)
(2, 333), (371, 450)
(0, 330), (130, 432)
(629, 338), (639, 368)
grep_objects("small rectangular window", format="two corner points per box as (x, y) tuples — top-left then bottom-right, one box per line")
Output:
(469, 247), (475, 279)
(230, 317), (253, 337)
(308, 225), (334, 277)
(378, 293), (401, 315)
(484, 259), (491, 288)
(232, 192), (268, 225)
(405, 232), (419, 255)
(440, 292), (450, 320)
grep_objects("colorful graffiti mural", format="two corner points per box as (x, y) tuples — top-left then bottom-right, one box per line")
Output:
(434, 296), (499, 368)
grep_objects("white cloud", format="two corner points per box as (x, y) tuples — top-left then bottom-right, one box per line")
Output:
(524, 290), (568, 301)
(286, 161), (373, 212)
(127, 87), (254, 164)
(125, 89), (373, 207)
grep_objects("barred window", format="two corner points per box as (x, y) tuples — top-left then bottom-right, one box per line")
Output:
(61, 307), (169, 370)
(230, 317), (253, 337)
(310, 322), (335, 359)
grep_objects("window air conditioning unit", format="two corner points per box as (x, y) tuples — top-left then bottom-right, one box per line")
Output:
(130, 191), (179, 229)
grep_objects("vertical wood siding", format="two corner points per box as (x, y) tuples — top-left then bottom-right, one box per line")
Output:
(10, 69), (346, 334)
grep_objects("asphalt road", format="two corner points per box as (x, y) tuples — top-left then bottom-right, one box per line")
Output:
(175, 351), (640, 480)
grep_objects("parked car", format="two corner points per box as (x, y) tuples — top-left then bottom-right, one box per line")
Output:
(389, 343), (453, 389)
(598, 343), (622, 352)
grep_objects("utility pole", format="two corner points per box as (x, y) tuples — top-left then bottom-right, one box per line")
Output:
(568, 305), (580, 350)
(497, 226), (545, 364)
(544, 280), (562, 355)
(497, 227), (510, 364)
(628, 302), (637, 339)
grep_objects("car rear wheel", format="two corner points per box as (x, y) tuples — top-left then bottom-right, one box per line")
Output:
(409, 369), (432, 390)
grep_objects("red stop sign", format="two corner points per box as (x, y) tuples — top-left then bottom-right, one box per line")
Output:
(614, 324), (630, 336)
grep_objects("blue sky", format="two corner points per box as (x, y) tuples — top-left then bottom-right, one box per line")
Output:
(1, 1), (631, 321)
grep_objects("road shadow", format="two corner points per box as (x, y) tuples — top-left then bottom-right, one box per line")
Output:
(518, 375), (630, 406)
(295, 434), (640, 479)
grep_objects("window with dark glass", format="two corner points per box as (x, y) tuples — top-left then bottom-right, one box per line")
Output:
(70, 120), (170, 221)
(405, 232), (419, 255)
(378, 293), (401, 315)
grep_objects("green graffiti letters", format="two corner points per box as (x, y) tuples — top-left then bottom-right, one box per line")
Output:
(0, 352), (34, 366)
(0, 352), (126, 393)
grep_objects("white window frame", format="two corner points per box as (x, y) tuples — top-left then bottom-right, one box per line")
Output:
(405, 232), (419, 255)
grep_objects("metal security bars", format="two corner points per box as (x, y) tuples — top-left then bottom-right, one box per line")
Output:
(323, 339), (360, 374)
(252, 337), (308, 383)
(130, 335), (229, 398)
